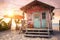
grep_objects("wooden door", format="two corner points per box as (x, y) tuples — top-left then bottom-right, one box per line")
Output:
(42, 12), (46, 28)
(33, 12), (40, 28)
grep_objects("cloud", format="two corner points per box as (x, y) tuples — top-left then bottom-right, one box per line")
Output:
(0, 0), (4, 4)
(0, 0), (60, 16)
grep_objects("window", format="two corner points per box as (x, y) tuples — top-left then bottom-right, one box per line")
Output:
(42, 12), (46, 27)
(42, 12), (46, 19)
(34, 12), (40, 18)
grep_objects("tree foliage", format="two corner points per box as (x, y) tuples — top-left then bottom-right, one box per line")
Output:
(0, 18), (9, 31)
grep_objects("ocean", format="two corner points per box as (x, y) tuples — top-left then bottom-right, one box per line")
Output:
(52, 23), (59, 27)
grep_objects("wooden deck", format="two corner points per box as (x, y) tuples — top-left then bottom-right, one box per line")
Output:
(24, 28), (53, 38)
(25, 28), (52, 30)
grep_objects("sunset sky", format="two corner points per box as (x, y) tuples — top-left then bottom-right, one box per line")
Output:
(0, 0), (60, 23)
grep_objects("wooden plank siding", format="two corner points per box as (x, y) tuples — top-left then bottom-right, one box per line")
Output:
(20, 0), (55, 29)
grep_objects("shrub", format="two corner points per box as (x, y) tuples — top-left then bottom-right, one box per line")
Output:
(0, 21), (9, 31)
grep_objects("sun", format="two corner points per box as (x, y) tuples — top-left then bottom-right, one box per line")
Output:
(7, 10), (14, 18)
(4, 9), (14, 18)
(4, 4), (15, 18)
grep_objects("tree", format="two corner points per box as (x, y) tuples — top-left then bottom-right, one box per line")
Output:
(14, 15), (23, 30)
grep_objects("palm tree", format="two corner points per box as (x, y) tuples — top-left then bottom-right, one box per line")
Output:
(14, 15), (23, 30)
(0, 18), (4, 31)
(4, 15), (23, 30)
(4, 15), (12, 29)
(0, 17), (10, 31)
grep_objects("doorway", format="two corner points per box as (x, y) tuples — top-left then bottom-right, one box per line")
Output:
(33, 12), (40, 28)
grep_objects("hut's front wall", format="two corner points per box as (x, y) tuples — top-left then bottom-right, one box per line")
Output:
(26, 6), (52, 29)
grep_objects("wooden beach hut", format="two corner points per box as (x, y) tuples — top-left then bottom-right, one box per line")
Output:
(20, 0), (55, 37)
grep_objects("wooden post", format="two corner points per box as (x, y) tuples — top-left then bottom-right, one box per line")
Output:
(21, 12), (25, 33)
(59, 20), (60, 31)
(22, 12), (24, 27)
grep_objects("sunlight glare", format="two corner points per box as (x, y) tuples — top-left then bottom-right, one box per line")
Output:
(11, 19), (16, 30)
(4, 4), (15, 18)
(2, 18), (11, 23)
(7, 10), (14, 17)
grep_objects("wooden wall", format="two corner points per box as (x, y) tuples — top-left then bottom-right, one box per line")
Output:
(25, 6), (52, 29)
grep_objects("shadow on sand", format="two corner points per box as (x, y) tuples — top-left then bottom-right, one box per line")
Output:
(53, 30), (60, 36)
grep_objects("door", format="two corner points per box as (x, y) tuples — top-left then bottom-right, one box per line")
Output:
(42, 12), (46, 28)
(42, 19), (46, 28)
(33, 12), (40, 28)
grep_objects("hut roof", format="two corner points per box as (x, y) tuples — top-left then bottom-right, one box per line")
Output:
(20, 0), (55, 12)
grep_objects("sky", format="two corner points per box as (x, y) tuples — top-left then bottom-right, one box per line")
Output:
(0, 0), (60, 23)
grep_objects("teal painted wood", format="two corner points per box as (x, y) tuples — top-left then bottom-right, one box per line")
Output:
(42, 19), (46, 28)
(34, 19), (40, 28)
(33, 12), (40, 28)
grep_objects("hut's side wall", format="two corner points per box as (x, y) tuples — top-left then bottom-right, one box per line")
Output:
(46, 10), (52, 29)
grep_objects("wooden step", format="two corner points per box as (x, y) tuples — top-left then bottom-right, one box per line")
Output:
(26, 28), (52, 31)
(25, 32), (48, 33)
(25, 34), (50, 37)
(25, 28), (51, 38)
(25, 32), (50, 35)
(26, 30), (49, 32)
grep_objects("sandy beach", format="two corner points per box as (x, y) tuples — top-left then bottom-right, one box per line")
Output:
(0, 30), (60, 40)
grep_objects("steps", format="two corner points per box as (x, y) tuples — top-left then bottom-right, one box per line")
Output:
(24, 28), (52, 38)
